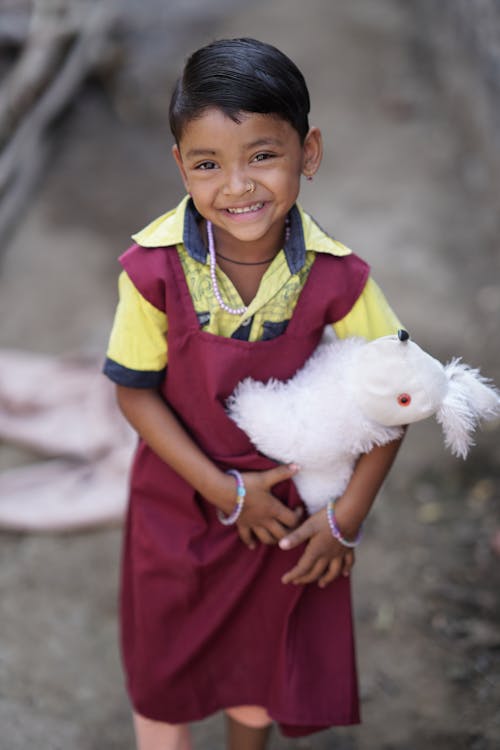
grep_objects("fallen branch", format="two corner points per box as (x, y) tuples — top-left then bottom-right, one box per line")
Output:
(0, 1), (119, 249)
(0, 27), (72, 149)
(0, 11), (31, 48)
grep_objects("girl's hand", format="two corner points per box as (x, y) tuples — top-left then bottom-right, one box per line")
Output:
(236, 464), (303, 548)
(278, 507), (355, 587)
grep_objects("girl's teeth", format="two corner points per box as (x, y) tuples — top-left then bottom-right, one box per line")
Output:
(227, 203), (263, 214)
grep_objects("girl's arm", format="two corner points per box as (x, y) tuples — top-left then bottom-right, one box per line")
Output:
(279, 433), (405, 586)
(116, 385), (301, 547)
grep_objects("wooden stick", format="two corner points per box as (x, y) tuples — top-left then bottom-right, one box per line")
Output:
(0, 2), (118, 249)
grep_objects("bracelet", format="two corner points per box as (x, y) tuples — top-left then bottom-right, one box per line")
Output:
(326, 500), (362, 548)
(216, 469), (246, 526)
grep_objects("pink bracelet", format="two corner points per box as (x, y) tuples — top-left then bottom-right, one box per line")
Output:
(326, 500), (362, 548)
(216, 469), (246, 526)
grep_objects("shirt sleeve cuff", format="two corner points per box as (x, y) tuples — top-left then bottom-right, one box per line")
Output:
(102, 358), (166, 388)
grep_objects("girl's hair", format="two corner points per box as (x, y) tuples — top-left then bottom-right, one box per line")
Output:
(169, 38), (310, 143)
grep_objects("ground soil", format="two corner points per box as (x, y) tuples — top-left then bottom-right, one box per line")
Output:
(0, 1), (499, 748)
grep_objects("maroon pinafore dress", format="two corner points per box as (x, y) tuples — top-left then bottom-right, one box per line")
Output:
(119, 242), (369, 737)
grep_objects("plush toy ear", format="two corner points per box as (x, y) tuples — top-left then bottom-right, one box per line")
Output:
(436, 358), (500, 459)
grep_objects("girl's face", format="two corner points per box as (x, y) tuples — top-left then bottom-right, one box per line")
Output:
(172, 108), (322, 251)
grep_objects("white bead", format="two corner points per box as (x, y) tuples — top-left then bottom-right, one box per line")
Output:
(207, 221), (248, 316)
(206, 218), (291, 317)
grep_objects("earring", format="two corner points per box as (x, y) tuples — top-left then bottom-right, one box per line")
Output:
(305, 174), (313, 182)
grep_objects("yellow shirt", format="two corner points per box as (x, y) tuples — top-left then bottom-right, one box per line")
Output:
(105, 197), (401, 387)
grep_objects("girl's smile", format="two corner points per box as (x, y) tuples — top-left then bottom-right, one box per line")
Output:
(172, 107), (322, 260)
(224, 202), (264, 215)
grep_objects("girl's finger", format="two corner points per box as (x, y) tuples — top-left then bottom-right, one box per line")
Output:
(279, 517), (315, 551)
(264, 518), (292, 542)
(262, 463), (299, 490)
(253, 526), (276, 545)
(342, 549), (355, 576)
(274, 503), (304, 528)
(273, 501), (303, 530)
(291, 556), (329, 586)
(294, 506), (304, 522)
(238, 525), (257, 550)
(281, 546), (318, 584)
(318, 557), (343, 588)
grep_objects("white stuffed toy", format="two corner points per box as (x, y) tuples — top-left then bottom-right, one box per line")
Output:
(227, 330), (500, 515)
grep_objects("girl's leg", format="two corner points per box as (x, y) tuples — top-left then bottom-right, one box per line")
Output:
(225, 706), (273, 750)
(133, 711), (193, 750)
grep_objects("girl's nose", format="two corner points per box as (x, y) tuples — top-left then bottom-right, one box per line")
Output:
(222, 168), (250, 197)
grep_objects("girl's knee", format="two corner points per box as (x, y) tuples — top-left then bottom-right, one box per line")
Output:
(225, 705), (273, 729)
(132, 711), (192, 750)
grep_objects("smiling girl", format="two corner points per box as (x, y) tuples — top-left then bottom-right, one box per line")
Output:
(104, 38), (403, 750)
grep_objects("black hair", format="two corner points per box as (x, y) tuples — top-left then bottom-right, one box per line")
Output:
(169, 38), (310, 144)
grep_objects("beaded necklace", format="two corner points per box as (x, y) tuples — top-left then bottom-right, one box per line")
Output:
(206, 217), (291, 316)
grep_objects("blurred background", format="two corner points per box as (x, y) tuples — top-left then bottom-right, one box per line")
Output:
(0, 1), (498, 748)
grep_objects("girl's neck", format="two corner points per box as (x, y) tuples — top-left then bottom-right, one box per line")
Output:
(204, 219), (287, 265)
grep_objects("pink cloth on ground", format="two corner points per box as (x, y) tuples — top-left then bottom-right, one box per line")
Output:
(0, 350), (133, 531)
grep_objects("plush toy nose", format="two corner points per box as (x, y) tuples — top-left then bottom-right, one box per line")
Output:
(398, 329), (410, 342)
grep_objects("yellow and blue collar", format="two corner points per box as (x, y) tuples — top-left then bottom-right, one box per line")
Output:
(132, 195), (351, 275)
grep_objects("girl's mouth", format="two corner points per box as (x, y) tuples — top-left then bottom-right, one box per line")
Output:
(225, 202), (264, 215)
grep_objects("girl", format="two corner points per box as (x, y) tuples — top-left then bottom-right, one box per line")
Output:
(104, 38), (404, 750)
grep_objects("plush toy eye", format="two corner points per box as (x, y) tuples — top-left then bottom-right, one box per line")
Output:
(397, 393), (411, 406)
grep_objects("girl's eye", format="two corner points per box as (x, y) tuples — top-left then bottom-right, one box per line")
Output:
(253, 152), (274, 162)
(195, 161), (217, 170)
(397, 393), (412, 406)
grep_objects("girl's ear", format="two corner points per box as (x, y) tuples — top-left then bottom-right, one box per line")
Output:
(301, 126), (323, 179)
(171, 144), (190, 192)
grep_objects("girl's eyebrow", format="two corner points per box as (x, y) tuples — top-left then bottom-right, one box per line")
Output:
(185, 148), (217, 159)
(185, 138), (284, 159)
(246, 137), (284, 149)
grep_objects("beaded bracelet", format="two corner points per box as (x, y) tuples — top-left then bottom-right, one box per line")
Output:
(326, 500), (362, 548)
(216, 469), (246, 526)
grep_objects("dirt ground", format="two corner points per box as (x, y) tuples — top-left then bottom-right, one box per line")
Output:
(0, 1), (499, 748)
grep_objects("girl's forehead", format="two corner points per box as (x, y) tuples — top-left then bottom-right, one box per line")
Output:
(178, 108), (299, 151)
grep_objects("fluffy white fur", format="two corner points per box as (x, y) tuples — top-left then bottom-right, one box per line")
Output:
(227, 332), (500, 514)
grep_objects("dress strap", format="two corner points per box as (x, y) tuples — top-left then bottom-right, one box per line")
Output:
(285, 252), (370, 337)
